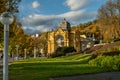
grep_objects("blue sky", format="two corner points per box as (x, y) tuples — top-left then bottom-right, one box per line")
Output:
(18, 0), (107, 34)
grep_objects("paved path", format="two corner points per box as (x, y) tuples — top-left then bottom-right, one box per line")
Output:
(0, 58), (13, 75)
(50, 72), (120, 80)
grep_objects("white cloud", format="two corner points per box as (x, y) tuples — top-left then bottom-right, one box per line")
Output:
(59, 10), (85, 21)
(65, 0), (91, 10)
(19, 0), (106, 34)
(21, 9), (97, 34)
(32, 1), (40, 8)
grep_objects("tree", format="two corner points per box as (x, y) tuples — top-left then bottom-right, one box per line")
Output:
(116, 0), (120, 25)
(98, 0), (120, 42)
(38, 32), (48, 54)
(0, 0), (21, 49)
(0, 0), (21, 13)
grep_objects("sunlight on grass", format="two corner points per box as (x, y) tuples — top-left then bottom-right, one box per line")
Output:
(4, 54), (109, 80)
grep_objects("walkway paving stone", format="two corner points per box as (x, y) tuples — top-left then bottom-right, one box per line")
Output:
(50, 72), (120, 80)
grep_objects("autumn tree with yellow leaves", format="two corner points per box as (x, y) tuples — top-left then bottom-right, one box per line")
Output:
(98, 0), (120, 42)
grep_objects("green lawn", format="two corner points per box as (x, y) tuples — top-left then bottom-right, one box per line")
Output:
(1, 54), (109, 80)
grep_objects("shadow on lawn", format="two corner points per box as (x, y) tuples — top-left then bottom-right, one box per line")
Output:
(8, 53), (108, 80)
(10, 60), (87, 68)
(9, 60), (105, 74)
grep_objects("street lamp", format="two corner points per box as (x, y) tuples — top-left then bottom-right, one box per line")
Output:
(31, 34), (39, 58)
(24, 48), (27, 59)
(0, 12), (14, 80)
(16, 45), (19, 60)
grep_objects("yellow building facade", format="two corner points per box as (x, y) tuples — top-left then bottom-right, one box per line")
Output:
(47, 19), (81, 55)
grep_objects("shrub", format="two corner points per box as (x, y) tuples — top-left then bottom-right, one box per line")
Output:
(112, 38), (120, 42)
(89, 55), (120, 71)
(90, 42), (120, 59)
(102, 51), (120, 56)
(90, 47), (120, 59)
(100, 56), (114, 69)
(56, 46), (76, 54)
(51, 46), (76, 57)
(112, 56), (120, 70)
(89, 55), (104, 66)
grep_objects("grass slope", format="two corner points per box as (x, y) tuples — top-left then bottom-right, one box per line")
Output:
(1, 54), (109, 80)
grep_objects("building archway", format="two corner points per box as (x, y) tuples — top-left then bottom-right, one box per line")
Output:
(55, 35), (64, 47)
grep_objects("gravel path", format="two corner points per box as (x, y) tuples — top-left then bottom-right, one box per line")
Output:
(50, 72), (120, 80)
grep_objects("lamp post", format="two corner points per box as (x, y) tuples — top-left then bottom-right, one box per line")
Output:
(34, 34), (39, 58)
(16, 45), (19, 60)
(0, 12), (14, 80)
(24, 48), (27, 59)
(31, 34), (39, 58)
